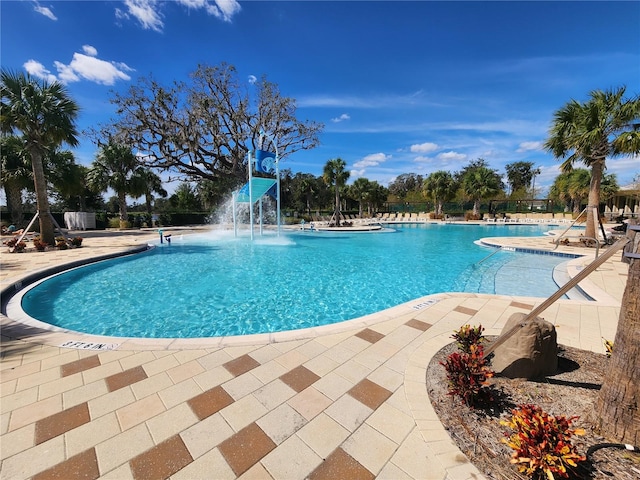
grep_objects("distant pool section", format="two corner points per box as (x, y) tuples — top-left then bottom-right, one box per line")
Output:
(18, 224), (577, 338)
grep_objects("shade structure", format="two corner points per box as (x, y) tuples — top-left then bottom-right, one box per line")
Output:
(235, 178), (277, 204)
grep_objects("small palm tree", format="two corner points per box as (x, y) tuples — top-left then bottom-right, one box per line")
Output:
(46, 149), (89, 211)
(566, 169), (591, 217)
(461, 166), (503, 217)
(139, 168), (167, 225)
(1, 70), (79, 244)
(349, 178), (373, 217)
(0, 135), (32, 225)
(322, 158), (350, 226)
(545, 87), (640, 239)
(88, 142), (146, 228)
(423, 170), (457, 217)
(299, 177), (316, 216)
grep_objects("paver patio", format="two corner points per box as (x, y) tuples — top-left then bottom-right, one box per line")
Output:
(1, 226), (627, 479)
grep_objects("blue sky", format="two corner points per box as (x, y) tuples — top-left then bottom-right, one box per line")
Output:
(2, 0), (639, 197)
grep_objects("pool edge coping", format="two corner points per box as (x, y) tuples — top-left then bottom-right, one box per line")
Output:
(0, 234), (620, 351)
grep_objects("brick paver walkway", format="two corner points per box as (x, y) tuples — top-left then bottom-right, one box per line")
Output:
(1, 225), (627, 479)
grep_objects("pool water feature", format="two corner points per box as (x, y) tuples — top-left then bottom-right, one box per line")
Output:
(19, 224), (574, 338)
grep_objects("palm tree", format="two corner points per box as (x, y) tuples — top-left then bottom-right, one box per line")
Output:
(349, 178), (373, 217)
(544, 87), (640, 239)
(461, 166), (503, 217)
(594, 221), (640, 444)
(298, 176), (317, 216)
(0, 135), (32, 225)
(423, 170), (457, 217)
(600, 173), (619, 204)
(322, 158), (350, 226)
(1, 70), (79, 244)
(367, 182), (388, 216)
(139, 168), (167, 226)
(46, 149), (89, 211)
(549, 170), (588, 216)
(88, 142), (146, 228)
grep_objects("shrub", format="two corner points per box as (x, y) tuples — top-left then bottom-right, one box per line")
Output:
(440, 343), (494, 407)
(501, 404), (586, 479)
(7, 239), (27, 252)
(452, 324), (485, 354)
(56, 237), (68, 250)
(465, 211), (481, 221)
(33, 238), (48, 251)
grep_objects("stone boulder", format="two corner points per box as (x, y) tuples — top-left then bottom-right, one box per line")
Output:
(492, 312), (558, 379)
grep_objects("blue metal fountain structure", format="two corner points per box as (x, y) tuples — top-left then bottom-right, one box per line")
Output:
(232, 130), (281, 240)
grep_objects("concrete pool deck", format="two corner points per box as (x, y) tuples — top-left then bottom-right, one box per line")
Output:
(0, 226), (629, 479)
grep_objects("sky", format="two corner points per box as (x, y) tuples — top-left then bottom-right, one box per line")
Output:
(2, 0), (640, 198)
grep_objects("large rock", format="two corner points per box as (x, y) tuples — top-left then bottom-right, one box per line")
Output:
(492, 312), (558, 379)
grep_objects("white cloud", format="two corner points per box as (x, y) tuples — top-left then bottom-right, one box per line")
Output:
(53, 61), (80, 83)
(248, 75), (257, 84)
(82, 45), (98, 57)
(23, 60), (57, 83)
(120, 0), (164, 32)
(350, 169), (366, 178)
(353, 152), (390, 169)
(205, 0), (242, 23)
(33, 2), (57, 21)
(177, 0), (208, 7)
(27, 46), (133, 86)
(437, 151), (467, 162)
(410, 142), (438, 153)
(60, 53), (133, 85)
(517, 141), (543, 153)
(331, 113), (350, 123)
(117, 0), (240, 32)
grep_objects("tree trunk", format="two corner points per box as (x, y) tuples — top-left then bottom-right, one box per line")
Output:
(118, 191), (128, 228)
(473, 199), (480, 217)
(29, 148), (55, 245)
(78, 193), (86, 212)
(572, 198), (581, 217)
(5, 183), (24, 226)
(145, 193), (153, 226)
(334, 188), (341, 226)
(594, 222), (639, 444)
(585, 159), (604, 239)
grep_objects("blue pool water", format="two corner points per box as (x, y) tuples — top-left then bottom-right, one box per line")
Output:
(20, 224), (574, 338)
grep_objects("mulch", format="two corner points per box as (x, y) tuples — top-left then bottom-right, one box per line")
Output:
(426, 340), (640, 480)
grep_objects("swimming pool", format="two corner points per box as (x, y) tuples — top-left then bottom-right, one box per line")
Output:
(18, 224), (575, 338)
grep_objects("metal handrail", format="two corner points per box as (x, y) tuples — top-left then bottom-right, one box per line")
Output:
(475, 246), (503, 266)
(551, 206), (605, 258)
(484, 236), (630, 357)
(552, 207), (587, 243)
(553, 235), (600, 258)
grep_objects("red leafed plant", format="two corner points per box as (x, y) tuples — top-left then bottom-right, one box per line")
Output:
(501, 404), (586, 479)
(440, 343), (494, 407)
(452, 323), (485, 353)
